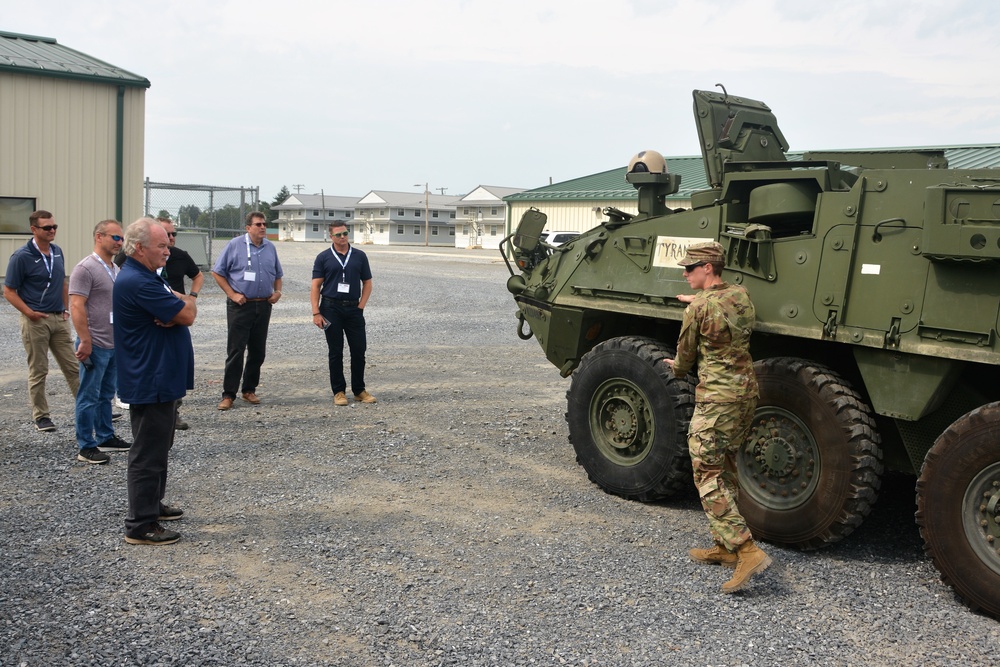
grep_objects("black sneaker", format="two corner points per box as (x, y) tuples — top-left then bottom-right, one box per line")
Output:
(97, 435), (132, 452)
(174, 417), (190, 431)
(124, 522), (180, 545)
(77, 448), (110, 464)
(159, 504), (184, 521)
(34, 417), (56, 432)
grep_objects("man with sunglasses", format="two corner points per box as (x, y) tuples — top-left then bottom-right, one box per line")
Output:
(3, 210), (80, 432)
(158, 217), (204, 430)
(311, 220), (375, 406)
(664, 241), (771, 593)
(212, 211), (283, 410)
(69, 220), (132, 463)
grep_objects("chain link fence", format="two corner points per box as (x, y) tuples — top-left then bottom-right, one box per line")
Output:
(143, 179), (260, 268)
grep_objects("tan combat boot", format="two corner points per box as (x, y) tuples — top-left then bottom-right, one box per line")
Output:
(333, 392), (349, 406)
(689, 544), (738, 568)
(721, 540), (772, 593)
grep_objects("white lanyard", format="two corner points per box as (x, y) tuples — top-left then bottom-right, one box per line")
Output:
(32, 239), (53, 282)
(92, 252), (117, 283)
(330, 245), (352, 274)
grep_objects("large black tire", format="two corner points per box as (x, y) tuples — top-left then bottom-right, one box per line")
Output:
(916, 402), (1000, 620)
(738, 357), (883, 550)
(566, 336), (695, 501)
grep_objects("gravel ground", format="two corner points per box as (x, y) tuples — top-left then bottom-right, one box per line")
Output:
(1, 241), (997, 666)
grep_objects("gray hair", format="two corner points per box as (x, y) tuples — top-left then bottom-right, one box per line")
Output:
(123, 217), (157, 257)
(93, 219), (120, 239)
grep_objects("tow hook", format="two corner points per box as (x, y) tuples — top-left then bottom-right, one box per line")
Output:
(517, 313), (533, 340)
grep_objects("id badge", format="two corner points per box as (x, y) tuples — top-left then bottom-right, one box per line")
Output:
(337, 282), (350, 293)
(244, 271), (257, 281)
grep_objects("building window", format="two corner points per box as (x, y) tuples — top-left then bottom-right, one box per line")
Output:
(414, 209), (421, 217)
(463, 207), (469, 215)
(449, 212), (455, 218)
(379, 225), (385, 234)
(397, 209), (404, 216)
(397, 225), (404, 234)
(0, 196), (36, 234)
(414, 226), (421, 235)
(312, 210), (319, 216)
(432, 210), (439, 218)
(449, 228), (455, 236)
(312, 224), (319, 232)
(431, 226), (438, 236)
(379, 209), (386, 216)
(463, 225), (469, 235)
(490, 226), (498, 236)
(491, 207), (498, 216)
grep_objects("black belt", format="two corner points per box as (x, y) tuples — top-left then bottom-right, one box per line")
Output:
(322, 297), (358, 306)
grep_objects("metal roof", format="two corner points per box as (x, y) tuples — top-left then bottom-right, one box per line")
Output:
(273, 194), (360, 210)
(506, 146), (1000, 203)
(0, 31), (150, 88)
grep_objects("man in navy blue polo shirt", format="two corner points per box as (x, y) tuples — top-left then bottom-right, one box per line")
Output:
(310, 220), (375, 407)
(3, 210), (80, 432)
(114, 218), (197, 546)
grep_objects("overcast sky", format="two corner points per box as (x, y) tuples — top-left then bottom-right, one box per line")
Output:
(7, 0), (1000, 202)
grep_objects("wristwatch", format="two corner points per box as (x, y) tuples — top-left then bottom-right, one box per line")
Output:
(190, 291), (199, 298)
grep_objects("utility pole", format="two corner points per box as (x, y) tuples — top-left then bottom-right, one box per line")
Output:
(414, 182), (429, 246)
(292, 184), (305, 193)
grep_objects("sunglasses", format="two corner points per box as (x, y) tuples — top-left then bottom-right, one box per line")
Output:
(104, 233), (124, 242)
(166, 232), (177, 237)
(682, 262), (707, 273)
(249, 222), (267, 227)
(34, 224), (58, 232)
(332, 231), (349, 238)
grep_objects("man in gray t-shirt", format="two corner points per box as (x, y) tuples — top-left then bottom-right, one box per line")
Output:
(68, 220), (132, 464)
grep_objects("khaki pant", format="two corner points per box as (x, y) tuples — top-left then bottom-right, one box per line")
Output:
(20, 313), (80, 421)
(688, 398), (757, 551)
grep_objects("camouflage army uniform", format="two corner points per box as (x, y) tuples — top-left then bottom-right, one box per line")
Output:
(672, 282), (759, 551)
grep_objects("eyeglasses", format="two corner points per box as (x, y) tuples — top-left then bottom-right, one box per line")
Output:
(166, 232), (177, 237)
(103, 233), (124, 242)
(682, 262), (706, 273)
(34, 224), (58, 232)
(332, 231), (349, 238)
(249, 222), (267, 227)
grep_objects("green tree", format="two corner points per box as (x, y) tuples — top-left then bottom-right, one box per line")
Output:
(267, 185), (291, 222)
(177, 205), (202, 228)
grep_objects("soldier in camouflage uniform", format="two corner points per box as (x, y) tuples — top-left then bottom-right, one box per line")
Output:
(665, 241), (772, 593)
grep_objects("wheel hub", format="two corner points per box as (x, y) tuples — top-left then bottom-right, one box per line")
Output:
(740, 408), (819, 511)
(966, 465), (1000, 573)
(589, 379), (653, 465)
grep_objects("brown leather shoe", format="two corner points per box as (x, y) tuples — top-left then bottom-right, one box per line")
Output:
(689, 544), (738, 568)
(217, 397), (234, 411)
(354, 390), (377, 404)
(241, 392), (261, 404)
(721, 540), (772, 593)
(333, 392), (348, 406)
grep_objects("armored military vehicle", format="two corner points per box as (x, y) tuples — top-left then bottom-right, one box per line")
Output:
(501, 89), (1000, 618)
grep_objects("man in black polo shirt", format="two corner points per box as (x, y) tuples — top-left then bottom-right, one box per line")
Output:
(158, 217), (203, 430)
(310, 220), (376, 406)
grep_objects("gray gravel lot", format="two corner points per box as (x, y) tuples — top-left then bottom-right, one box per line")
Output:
(1, 241), (997, 666)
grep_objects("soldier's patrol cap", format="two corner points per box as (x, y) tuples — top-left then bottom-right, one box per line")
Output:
(678, 241), (725, 267)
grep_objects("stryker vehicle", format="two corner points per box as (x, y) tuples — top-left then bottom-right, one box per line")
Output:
(501, 89), (1000, 618)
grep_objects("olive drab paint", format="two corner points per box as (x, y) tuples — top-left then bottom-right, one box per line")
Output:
(500, 89), (1000, 619)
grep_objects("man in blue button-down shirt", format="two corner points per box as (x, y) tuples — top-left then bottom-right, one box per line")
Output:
(211, 211), (283, 410)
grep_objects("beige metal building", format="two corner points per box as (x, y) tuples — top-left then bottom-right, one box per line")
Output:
(0, 31), (149, 273)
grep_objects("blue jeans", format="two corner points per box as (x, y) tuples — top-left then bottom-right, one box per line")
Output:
(74, 343), (117, 450)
